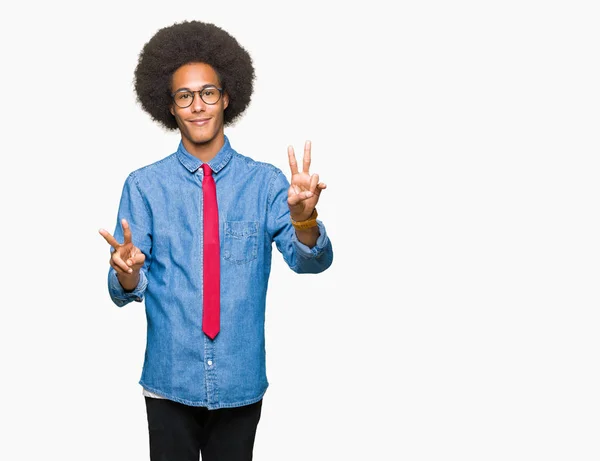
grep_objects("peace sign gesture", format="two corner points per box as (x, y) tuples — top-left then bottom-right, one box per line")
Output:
(287, 140), (327, 222)
(98, 218), (146, 276)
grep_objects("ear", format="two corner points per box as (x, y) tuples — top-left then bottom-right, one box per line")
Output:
(170, 105), (175, 116)
(223, 92), (229, 110)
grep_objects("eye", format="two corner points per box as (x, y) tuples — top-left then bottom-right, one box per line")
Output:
(203, 89), (215, 96)
(176, 92), (192, 100)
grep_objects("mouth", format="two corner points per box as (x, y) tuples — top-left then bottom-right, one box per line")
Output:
(188, 118), (210, 126)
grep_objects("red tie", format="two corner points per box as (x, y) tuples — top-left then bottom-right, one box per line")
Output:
(202, 163), (220, 339)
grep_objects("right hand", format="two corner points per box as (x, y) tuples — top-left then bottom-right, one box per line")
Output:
(99, 218), (146, 275)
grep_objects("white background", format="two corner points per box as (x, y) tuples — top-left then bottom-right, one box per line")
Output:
(1, 0), (599, 459)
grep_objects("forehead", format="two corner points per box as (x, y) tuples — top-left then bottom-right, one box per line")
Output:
(171, 62), (220, 90)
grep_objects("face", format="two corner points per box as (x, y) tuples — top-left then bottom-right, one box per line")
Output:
(170, 62), (229, 157)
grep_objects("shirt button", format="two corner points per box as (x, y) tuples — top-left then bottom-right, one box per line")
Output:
(207, 360), (213, 366)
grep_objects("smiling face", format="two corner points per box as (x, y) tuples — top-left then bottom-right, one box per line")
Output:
(170, 62), (229, 161)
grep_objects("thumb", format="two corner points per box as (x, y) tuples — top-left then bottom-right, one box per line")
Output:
(127, 250), (146, 267)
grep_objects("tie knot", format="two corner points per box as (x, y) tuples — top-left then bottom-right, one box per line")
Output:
(202, 163), (213, 176)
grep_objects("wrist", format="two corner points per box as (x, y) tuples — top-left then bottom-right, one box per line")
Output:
(291, 208), (318, 230)
(117, 269), (141, 291)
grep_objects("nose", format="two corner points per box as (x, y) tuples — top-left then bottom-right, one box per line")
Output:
(191, 91), (207, 112)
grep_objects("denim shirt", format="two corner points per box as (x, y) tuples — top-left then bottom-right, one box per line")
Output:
(107, 136), (333, 409)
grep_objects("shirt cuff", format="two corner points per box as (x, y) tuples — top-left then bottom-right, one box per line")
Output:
(108, 269), (148, 307)
(292, 220), (330, 258)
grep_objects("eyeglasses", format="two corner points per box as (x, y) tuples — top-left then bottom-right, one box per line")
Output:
(171, 86), (223, 108)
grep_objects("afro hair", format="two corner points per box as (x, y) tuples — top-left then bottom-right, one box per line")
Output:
(133, 20), (255, 130)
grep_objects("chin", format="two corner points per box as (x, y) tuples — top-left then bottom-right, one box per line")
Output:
(191, 135), (215, 145)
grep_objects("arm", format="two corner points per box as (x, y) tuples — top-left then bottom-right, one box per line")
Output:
(267, 141), (333, 273)
(99, 174), (153, 306)
(286, 140), (327, 249)
(294, 226), (321, 248)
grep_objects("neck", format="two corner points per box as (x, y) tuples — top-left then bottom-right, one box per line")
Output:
(182, 133), (225, 163)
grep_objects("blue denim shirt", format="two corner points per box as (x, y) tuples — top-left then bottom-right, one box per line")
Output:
(107, 136), (333, 409)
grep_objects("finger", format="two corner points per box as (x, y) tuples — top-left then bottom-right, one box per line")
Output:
(287, 185), (298, 203)
(286, 183), (300, 197)
(287, 187), (304, 207)
(110, 258), (130, 274)
(112, 251), (133, 273)
(128, 251), (146, 267)
(287, 145), (298, 175)
(302, 140), (311, 174)
(126, 248), (135, 267)
(287, 195), (302, 207)
(99, 228), (120, 249)
(122, 218), (132, 245)
(287, 189), (314, 207)
(317, 182), (327, 189)
(110, 260), (128, 274)
(309, 173), (319, 194)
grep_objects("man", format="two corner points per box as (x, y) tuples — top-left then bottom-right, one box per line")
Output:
(98, 20), (333, 461)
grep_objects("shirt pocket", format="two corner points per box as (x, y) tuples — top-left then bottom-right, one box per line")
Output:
(223, 221), (259, 264)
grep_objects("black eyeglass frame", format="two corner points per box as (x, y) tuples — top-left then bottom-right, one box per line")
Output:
(171, 86), (224, 108)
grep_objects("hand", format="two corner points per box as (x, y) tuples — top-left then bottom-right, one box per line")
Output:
(287, 140), (327, 221)
(99, 218), (146, 275)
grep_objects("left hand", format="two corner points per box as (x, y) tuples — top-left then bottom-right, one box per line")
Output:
(287, 140), (327, 221)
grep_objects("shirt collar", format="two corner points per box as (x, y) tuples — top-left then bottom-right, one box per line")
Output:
(175, 135), (234, 174)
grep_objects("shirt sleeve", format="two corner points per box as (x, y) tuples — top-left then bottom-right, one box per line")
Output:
(108, 268), (149, 307)
(106, 172), (153, 307)
(266, 169), (333, 273)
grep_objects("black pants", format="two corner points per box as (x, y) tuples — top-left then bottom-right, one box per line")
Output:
(144, 397), (262, 461)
